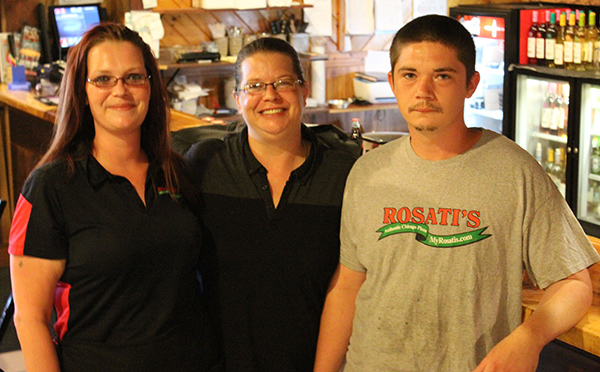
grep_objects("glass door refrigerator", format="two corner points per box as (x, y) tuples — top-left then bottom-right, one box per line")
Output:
(511, 64), (600, 236)
(450, 4), (570, 136)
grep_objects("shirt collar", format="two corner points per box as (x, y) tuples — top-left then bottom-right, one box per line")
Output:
(239, 124), (318, 183)
(80, 155), (112, 189)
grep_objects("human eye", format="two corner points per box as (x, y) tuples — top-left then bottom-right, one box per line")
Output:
(401, 72), (416, 80)
(244, 82), (264, 94)
(125, 73), (147, 85)
(275, 79), (295, 90)
(92, 75), (115, 86)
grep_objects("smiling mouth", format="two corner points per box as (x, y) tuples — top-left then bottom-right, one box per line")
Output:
(261, 108), (285, 115)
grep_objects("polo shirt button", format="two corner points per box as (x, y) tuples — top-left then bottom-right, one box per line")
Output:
(261, 185), (268, 190)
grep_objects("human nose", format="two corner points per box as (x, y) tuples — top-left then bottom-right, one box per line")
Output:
(111, 78), (129, 95)
(262, 82), (281, 100)
(415, 77), (434, 99)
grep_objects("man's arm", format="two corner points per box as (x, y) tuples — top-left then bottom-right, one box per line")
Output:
(314, 263), (366, 372)
(473, 268), (593, 372)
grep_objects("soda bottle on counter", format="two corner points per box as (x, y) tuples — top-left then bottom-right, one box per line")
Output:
(528, 11), (539, 65)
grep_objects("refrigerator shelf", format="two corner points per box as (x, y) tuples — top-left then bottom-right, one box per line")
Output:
(532, 131), (568, 144)
(589, 174), (600, 182)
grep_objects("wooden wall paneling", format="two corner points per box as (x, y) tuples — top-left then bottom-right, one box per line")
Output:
(154, 0), (193, 10)
(161, 13), (211, 46)
(324, 51), (366, 100)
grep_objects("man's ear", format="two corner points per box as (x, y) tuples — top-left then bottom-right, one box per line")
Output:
(466, 71), (480, 99)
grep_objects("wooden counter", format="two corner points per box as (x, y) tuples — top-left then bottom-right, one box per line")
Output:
(522, 235), (600, 357)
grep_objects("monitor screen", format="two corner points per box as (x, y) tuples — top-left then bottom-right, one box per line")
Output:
(49, 4), (102, 59)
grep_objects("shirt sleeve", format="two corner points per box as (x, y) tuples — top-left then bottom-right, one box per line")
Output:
(8, 166), (68, 259)
(339, 165), (367, 273)
(524, 191), (600, 289)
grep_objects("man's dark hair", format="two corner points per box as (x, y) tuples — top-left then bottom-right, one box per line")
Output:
(389, 15), (476, 83)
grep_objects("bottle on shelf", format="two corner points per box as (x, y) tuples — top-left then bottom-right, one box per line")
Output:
(540, 83), (554, 134)
(535, 141), (543, 164)
(585, 11), (598, 71)
(595, 18), (600, 70)
(528, 11), (539, 65)
(564, 11), (576, 70)
(558, 83), (569, 137)
(551, 83), (565, 136)
(537, 10), (548, 66)
(574, 10), (586, 71)
(546, 11), (558, 68)
(591, 136), (600, 175)
(552, 147), (566, 195)
(554, 11), (567, 69)
(351, 118), (362, 139)
(593, 183), (600, 219)
(544, 146), (555, 175)
(592, 95), (600, 133)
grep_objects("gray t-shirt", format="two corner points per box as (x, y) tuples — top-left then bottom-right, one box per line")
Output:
(340, 129), (599, 371)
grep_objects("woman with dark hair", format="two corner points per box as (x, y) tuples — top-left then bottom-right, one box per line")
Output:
(185, 37), (358, 371)
(8, 22), (219, 372)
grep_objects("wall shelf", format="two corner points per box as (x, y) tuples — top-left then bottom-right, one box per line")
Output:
(152, 5), (312, 14)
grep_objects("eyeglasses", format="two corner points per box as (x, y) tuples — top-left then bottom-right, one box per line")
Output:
(237, 79), (302, 95)
(87, 74), (151, 89)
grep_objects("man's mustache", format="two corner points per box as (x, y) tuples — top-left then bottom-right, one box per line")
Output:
(408, 102), (442, 112)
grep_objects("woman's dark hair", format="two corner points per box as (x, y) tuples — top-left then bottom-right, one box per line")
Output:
(389, 15), (476, 84)
(38, 22), (187, 196)
(234, 37), (305, 87)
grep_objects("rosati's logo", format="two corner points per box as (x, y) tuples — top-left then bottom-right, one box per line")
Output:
(376, 207), (491, 248)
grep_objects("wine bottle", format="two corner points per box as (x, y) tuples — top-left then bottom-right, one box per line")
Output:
(537, 10), (548, 66)
(564, 11), (576, 70)
(528, 11), (539, 65)
(586, 11), (599, 71)
(554, 12), (567, 68)
(546, 11), (558, 68)
(574, 11), (586, 71)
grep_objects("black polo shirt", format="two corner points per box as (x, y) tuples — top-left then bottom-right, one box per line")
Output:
(185, 125), (358, 372)
(9, 156), (219, 372)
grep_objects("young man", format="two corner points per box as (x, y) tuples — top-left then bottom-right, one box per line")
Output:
(314, 15), (599, 372)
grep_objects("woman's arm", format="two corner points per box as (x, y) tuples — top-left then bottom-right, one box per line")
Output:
(314, 264), (366, 372)
(11, 254), (66, 372)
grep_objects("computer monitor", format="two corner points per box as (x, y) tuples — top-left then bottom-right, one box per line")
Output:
(48, 4), (103, 60)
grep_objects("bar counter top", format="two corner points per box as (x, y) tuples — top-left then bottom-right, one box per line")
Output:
(522, 235), (600, 357)
(0, 84), (207, 131)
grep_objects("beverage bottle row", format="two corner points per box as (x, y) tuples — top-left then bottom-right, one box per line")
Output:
(539, 82), (569, 136)
(527, 9), (600, 71)
(535, 142), (566, 194)
(587, 180), (600, 219)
